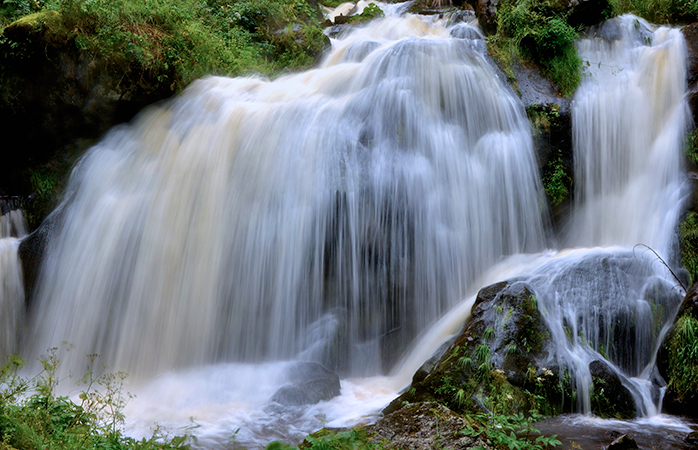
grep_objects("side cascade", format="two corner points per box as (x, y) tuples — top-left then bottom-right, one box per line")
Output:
(1, 198), (26, 355)
(529, 15), (690, 417)
(568, 15), (688, 253)
(24, 13), (547, 377)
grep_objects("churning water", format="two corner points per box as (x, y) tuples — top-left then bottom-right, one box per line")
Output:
(1, 7), (694, 449)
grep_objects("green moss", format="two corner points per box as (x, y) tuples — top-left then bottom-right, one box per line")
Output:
(680, 211), (698, 286)
(666, 315), (698, 403)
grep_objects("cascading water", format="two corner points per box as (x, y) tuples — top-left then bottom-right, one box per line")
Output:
(25, 11), (544, 379)
(1, 198), (26, 356)
(2, 6), (694, 449)
(568, 15), (689, 253)
(525, 15), (691, 418)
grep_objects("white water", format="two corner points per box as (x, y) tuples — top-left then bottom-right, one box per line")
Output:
(1, 200), (26, 356)
(26, 10), (545, 379)
(569, 15), (689, 253)
(1, 7), (693, 450)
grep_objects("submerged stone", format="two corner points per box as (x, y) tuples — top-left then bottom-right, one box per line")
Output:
(270, 362), (341, 406)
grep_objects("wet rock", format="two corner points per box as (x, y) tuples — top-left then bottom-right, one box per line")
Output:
(17, 204), (65, 304)
(607, 433), (639, 450)
(270, 362), (341, 406)
(526, 102), (573, 234)
(688, 431), (698, 446)
(329, 2), (356, 23)
(411, 337), (457, 385)
(566, 0), (611, 28)
(589, 359), (636, 419)
(367, 402), (490, 450)
(388, 280), (571, 417)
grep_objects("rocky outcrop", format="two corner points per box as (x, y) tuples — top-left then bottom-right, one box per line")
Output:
(656, 283), (698, 418)
(0, 12), (176, 226)
(385, 280), (574, 417)
(607, 434), (639, 450)
(366, 402), (490, 450)
(526, 102), (574, 233)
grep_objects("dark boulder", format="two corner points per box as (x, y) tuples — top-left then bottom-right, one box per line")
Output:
(475, 0), (498, 35)
(270, 362), (341, 406)
(387, 280), (572, 417)
(589, 360), (636, 419)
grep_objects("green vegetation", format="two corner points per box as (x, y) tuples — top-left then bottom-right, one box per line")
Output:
(542, 152), (571, 208)
(1, 0), (329, 91)
(461, 410), (561, 450)
(665, 315), (698, 403)
(680, 211), (698, 286)
(488, 0), (582, 96)
(349, 3), (383, 23)
(609, 0), (698, 24)
(0, 352), (190, 450)
(266, 428), (380, 450)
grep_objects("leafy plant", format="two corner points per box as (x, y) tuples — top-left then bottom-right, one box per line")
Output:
(0, 351), (191, 450)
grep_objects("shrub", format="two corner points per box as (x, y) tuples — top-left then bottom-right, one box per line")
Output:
(489, 0), (582, 96)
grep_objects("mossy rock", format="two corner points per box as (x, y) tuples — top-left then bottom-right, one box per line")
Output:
(387, 280), (572, 418)
(589, 359), (636, 419)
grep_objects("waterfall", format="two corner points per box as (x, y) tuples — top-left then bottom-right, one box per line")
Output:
(568, 15), (689, 254)
(1, 198), (25, 355)
(25, 13), (546, 378)
(525, 15), (691, 417)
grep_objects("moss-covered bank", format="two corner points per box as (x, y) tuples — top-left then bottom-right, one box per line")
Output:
(0, 0), (330, 228)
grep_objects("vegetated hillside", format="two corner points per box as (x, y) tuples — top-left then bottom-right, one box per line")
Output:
(0, 0), (330, 228)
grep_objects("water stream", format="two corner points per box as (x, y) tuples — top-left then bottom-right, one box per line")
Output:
(1, 7), (695, 450)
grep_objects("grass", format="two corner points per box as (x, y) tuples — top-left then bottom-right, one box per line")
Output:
(609, 0), (698, 23)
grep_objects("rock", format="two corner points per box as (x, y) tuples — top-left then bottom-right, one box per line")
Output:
(0, 12), (176, 225)
(589, 360), (637, 419)
(607, 433), (638, 450)
(688, 431), (698, 446)
(389, 280), (571, 417)
(17, 203), (65, 304)
(366, 402), (489, 450)
(526, 102), (573, 234)
(412, 337), (457, 385)
(270, 362), (341, 406)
